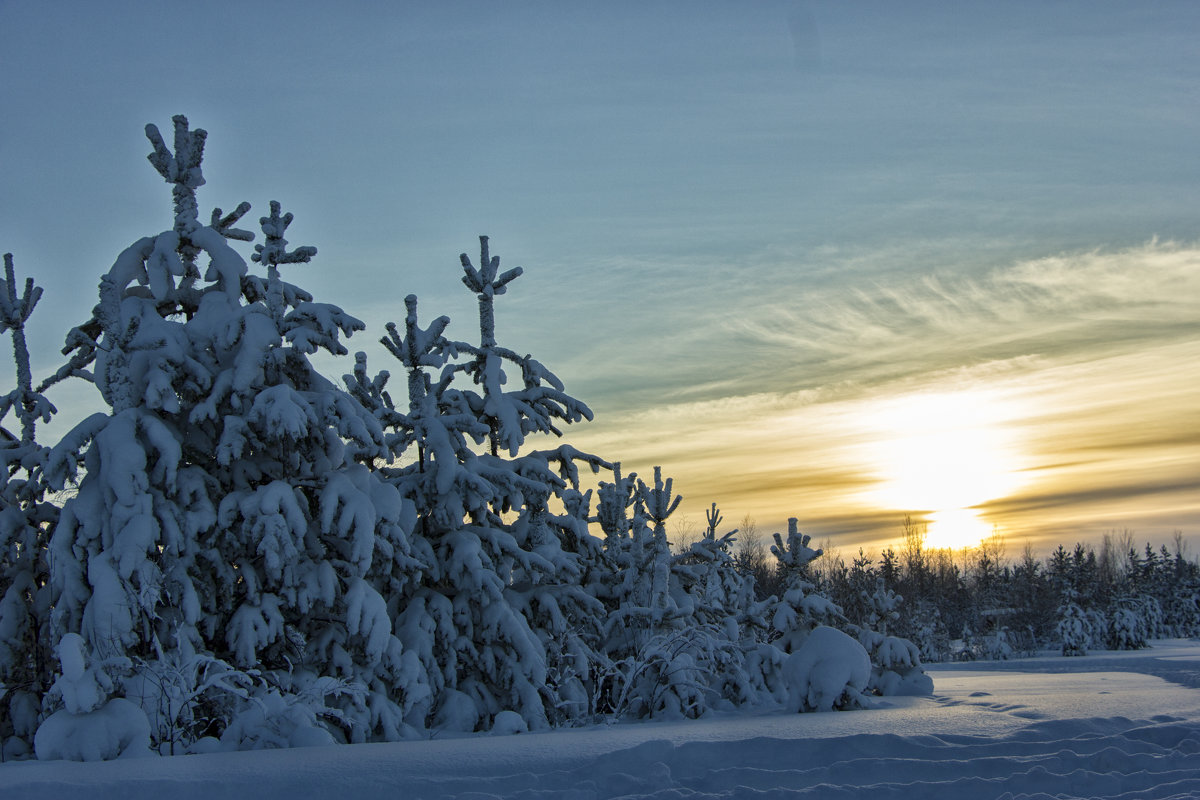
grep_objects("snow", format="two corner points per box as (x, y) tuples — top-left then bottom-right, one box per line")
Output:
(32, 635), (152, 761)
(33, 699), (151, 763)
(5, 640), (1200, 799)
(782, 625), (871, 712)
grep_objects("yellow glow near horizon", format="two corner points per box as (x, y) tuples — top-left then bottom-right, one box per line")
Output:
(861, 389), (1025, 549)
(926, 508), (995, 550)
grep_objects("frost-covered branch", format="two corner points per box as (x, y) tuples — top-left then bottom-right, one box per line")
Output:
(771, 518), (823, 575)
(211, 202), (255, 243)
(596, 462), (638, 539)
(0, 254), (54, 447)
(145, 115), (207, 263)
(253, 201), (317, 326)
(460, 235), (522, 350)
(637, 466), (682, 536)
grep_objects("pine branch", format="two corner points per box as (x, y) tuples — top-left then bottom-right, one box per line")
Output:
(0, 254), (52, 446)
(252, 201), (317, 325)
(460, 235), (521, 350)
(252, 201), (317, 267)
(638, 466), (682, 535)
(211, 202), (255, 242)
(145, 115), (207, 263)
(771, 518), (824, 573)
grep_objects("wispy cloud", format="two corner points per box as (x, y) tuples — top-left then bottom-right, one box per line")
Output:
(565, 241), (1200, 551)
(728, 239), (1200, 391)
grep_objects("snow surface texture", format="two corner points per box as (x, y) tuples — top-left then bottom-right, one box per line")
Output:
(4, 639), (1199, 800)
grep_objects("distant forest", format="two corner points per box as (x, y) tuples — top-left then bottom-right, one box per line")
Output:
(729, 520), (1200, 661)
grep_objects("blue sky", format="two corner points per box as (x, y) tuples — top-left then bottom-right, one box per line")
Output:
(2, 1), (1197, 554)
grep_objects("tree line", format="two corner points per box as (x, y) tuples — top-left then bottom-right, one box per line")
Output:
(731, 519), (1200, 662)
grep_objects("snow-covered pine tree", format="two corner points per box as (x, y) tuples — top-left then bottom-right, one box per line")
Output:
(851, 577), (925, 694)
(847, 568), (933, 696)
(669, 503), (766, 708)
(458, 239), (609, 727)
(822, 548), (877, 632)
(368, 239), (608, 733)
(767, 518), (932, 705)
(1161, 542), (1200, 637)
(683, 505), (748, 637)
(456, 240), (610, 727)
(761, 519), (860, 709)
(42, 116), (425, 753)
(1106, 597), (1151, 651)
(593, 466), (710, 719)
(208, 198), (427, 746)
(1056, 591), (1091, 656)
(0, 254), (59, 759)
(769, 519), (843, 654)
(908, 602), (951, 664)
(43, 116), (246, 755)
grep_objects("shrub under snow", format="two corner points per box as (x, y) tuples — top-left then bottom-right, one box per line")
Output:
(783, 626), (871, 713)
(33, 634), (151, 761)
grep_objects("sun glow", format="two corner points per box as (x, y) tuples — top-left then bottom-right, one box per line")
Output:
(926, 508), (995, 550)
(861, 389), (1026, 549)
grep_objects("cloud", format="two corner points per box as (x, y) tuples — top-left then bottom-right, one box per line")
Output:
(561, 240), (1200, 552)
(555, 239), (1199, 430)
(728, 239), (1200, 391)
(985, 478), (1199, 519)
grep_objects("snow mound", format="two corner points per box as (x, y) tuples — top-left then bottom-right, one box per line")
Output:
(490, 711), (529, 735)
(33, 699), (151, 762)
(783, 625), (871, 712)
(33, 634), (152, 761)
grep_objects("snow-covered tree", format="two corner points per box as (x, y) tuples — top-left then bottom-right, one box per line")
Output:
(1056, 594), (1091, 657)
(0, 254), (59, 759)
(1107, 597), (1151, 651)
(669, 503), (768, 707)
(908, 602), (951, 664)
(769, 519), (843, 654)
(593, 467), (708, 719)
(767, 519), (931, 701)
(851, 578), (932, 694)
(365, 238), (608, 733)
(41, 116), (426, 752)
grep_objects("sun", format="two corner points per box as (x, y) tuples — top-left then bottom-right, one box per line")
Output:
(860, 389), (1025, 549)
(926, 508), (995, 550)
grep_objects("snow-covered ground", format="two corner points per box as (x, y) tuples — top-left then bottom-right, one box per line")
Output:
(4, 640), (1200, 800)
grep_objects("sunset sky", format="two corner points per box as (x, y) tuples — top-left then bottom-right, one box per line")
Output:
(2, 1), (1197, 556)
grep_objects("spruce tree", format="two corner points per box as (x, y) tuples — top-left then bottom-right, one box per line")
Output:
(368, 238), (606, 732)
(41, 116), (425, 752)
(0, 254), (59, 759)
(769, 519), (842, 654)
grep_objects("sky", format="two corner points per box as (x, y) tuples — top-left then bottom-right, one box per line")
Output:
(1, 1), (1197, 557)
